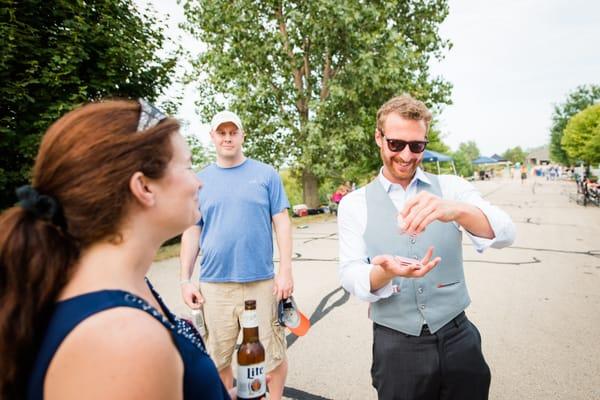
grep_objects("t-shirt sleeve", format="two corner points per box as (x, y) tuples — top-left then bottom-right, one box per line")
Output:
(268, 167), (290, 216)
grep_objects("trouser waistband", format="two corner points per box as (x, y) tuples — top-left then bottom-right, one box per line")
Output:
(419, 311), (466, 336)
(374, 311), (467, 337)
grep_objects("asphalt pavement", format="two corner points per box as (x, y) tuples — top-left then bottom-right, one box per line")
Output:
(148, 176), (600, 400)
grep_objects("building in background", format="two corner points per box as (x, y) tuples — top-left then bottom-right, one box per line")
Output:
(527, 145), (551, 166)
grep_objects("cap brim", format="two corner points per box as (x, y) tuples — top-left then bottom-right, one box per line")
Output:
(211, 118), (242, 131)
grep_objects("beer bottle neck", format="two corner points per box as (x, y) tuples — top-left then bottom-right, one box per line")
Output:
(241, 309), (260, 342)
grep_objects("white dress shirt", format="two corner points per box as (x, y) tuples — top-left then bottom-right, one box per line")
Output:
(338, 168), (516, 303)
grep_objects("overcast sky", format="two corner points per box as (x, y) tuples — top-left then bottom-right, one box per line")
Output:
(139, 0), (600, 155)
(431, 0), (600, 155)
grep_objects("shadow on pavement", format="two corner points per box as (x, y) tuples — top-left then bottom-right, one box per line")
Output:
(283, 286), (350, 399)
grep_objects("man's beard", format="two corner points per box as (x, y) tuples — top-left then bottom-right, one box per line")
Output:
(387, 154), (420, 180)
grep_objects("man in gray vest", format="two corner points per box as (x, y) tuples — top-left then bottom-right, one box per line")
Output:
(338, 95), (516, 400)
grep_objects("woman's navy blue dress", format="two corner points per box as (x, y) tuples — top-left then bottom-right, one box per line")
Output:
(27, 280), (230, 399)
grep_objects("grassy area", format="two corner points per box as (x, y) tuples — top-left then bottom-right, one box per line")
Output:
(290, 212), (336, 226)
(153, 212), (336, 262)
(155, 243), (182, 262)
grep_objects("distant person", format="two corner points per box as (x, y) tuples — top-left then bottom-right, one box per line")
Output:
(520, 164), (528, 183)
(0, 100), (231, 399)
(338, 94), (516, 400)
(330, 184), (351, 216)
(586, 176), (599, 190)
(331, 184), (349, 204)
(179, 111), (293, 400)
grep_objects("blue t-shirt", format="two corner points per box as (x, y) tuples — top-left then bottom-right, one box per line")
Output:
(197, 158), (290, 282)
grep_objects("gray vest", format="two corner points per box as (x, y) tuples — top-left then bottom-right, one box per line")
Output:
(365, 174), (470, 336)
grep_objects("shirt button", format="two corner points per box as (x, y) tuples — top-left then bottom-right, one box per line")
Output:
(418, 287), (424, 294)
(420, 304), (426, 310)
(410, 237), (416, 244)
(413, 255), (419, 260)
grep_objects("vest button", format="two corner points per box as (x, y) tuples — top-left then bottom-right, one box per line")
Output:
(418, 287), (424, 294)
(410, 237), (416, 244)
(420, 304), (426, 310)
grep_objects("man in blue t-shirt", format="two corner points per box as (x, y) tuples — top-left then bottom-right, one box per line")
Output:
(179, 111), (293, 400)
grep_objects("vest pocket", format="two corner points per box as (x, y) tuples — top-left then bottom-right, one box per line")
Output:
(436, 280), (460, 289)
(434, 280), (468, 310)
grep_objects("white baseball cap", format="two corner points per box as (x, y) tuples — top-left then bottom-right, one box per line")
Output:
(210, 110), (243, 132)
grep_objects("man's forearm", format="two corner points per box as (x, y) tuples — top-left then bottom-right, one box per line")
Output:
(272, 212), (293, 272)
(180, 226), (201, 280)
(454, 202), (495, 239)
(277, 236), (292, 271)
(369, 263), (394, 292)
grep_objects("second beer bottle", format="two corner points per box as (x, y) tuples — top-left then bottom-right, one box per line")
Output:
(237, 300), (266, 399)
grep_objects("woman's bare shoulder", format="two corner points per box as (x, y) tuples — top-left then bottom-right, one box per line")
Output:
(45, 307), (183, 400)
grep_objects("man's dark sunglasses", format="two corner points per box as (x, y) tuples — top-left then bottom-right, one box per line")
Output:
(380, 133), (428, 153)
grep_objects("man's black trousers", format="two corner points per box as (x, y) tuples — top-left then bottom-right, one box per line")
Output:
(371, 312), (491, 400)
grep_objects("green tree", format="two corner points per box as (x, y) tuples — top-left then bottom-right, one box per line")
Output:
(183, 0), (452, 207)
(561, 104), (600, 166)
(549, 84), (600, 165)
(451, 141), (480, 178)
(187, 135), (216, 170)
(0, 0), (177, 210)
(451, 150), (473, 178)
(501, 146), (526, 164)
(426, 125), (451, 154)
(456, 141), (480, 162)
(280, 169), (303, 207)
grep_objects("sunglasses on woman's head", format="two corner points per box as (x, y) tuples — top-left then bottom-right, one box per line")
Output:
(137, 98), (167, 131)
(380, 133), (428, 153)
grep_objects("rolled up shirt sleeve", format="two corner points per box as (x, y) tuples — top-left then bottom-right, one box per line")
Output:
(338, 191), (394, 302)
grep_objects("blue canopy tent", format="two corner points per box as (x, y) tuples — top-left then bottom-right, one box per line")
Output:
(472, 156), (499, 165)
(472, 156), (499, 180)
(421, 150), (456, 174)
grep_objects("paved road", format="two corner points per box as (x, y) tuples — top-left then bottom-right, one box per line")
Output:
(148, 177), (600, 400)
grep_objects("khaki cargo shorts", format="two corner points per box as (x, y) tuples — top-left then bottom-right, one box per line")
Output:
(198, 279), (286, 372)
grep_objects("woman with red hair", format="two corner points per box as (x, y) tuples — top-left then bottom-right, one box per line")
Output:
(0, 100), (231, 399)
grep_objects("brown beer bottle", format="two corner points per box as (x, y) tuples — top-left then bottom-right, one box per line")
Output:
(237, 300), (266, 399)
